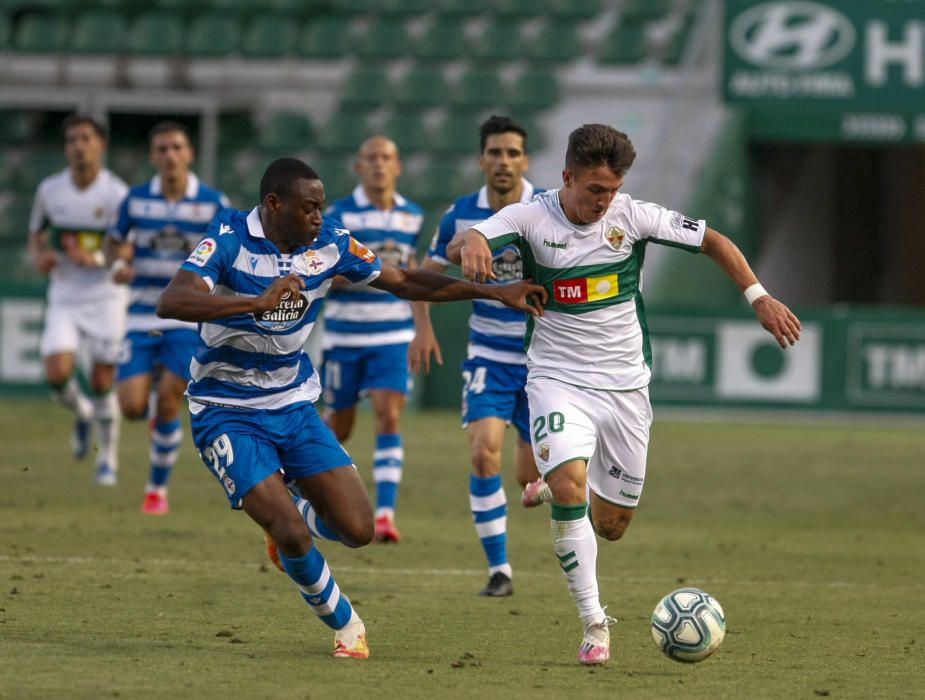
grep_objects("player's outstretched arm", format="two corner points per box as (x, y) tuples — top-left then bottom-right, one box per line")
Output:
(157, 270), (306, 323)
(701, 228), (801, 348)
(371, 264), (546, 316)
(408, 257), (447, 375)
(447, 228), (495, 283)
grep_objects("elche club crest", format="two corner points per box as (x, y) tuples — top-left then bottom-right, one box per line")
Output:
(254, 290), (308, 331)
(605, 227), (626, 248)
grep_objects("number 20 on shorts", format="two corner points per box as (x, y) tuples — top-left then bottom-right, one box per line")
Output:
(533, 411), (565, 442)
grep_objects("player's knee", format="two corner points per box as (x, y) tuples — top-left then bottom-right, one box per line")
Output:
(471, 444), (502, 476)
(271, 517), (312, 556)
(592, 515), (631, 541)
(338, 515), (374, 548)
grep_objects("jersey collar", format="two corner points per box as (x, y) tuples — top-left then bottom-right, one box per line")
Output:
(150, 172), (200, 199)
(246, 207), (266, 238)
(476, 178), (536, 209)
(352, 184), (407, 209)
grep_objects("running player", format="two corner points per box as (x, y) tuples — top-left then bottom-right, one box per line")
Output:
(155, 157), (546, 658)
(108, 121), (229, 515)
(450, 124), (801, 665)
(409, 115), (541, 597)
(321, 136), (424, 542)
(28, 115), (128, 485)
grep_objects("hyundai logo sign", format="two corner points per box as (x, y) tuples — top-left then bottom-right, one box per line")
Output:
(730, 1), (856, 71)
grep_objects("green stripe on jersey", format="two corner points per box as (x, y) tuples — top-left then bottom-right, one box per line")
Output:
(48, 226), (107, 253)
(486, 231), (520, 250)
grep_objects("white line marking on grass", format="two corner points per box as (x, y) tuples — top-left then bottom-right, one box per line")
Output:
(0, 554), (911, 589)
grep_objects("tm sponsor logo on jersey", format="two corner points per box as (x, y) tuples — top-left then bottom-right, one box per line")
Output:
(187, 238), (216, 266)
(553, 274), (620, 304)
(254, 291), (309, 331)
(729, 1), (856, 71)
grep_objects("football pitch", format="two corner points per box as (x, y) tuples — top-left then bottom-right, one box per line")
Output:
(1, 398), (922, 699)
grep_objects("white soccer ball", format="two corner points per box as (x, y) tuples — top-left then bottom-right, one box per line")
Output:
(651, 587), (726, 662)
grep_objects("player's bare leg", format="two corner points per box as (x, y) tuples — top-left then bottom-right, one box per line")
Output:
(468, 417), (513, 596)
(369, 389), (405, 542)
(324, 405), (357, 443)
(118, 373), (154, 420)
(514, 437), (540, 488)
(245, 472), (369, 658)
(292, 465), (374, 548)
(546, 460), (614, 665)
(45, 352), (93, 460)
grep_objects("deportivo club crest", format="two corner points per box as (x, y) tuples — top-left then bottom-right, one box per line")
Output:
(605, 227), (626, 247)
(538, 443), (550, 461)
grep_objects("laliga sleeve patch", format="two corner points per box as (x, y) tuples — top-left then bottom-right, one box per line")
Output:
(187, 238), (217, 267)
(349, 237), (377, 263)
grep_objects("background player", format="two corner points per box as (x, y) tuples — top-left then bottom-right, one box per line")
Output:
(155, 157), (546, 659)
(27, 115), (128, 485)
(409, 115), (541, 597)
(450, 123), (802, 665)
(321, 136), (425, 542)
(108, 121), (229, 514)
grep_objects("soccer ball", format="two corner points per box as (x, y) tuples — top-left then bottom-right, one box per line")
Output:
(650, 587), (726, 662)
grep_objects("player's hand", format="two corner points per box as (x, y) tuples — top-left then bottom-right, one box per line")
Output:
(35, 249), (58, 274)
(408, 327), (443, 375)
(494, 279), (547, 317)
(252, 274), (306, 313)
(460, 235), (495, 283)
(753, 296), (801, 348)
(112, 263), (134, 285)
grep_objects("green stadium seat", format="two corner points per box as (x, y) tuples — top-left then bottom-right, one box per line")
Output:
(491, 0), (540, 19)
(340, 67), (391, 109)
(312, 156), (356, 200)
(218, 112), (257, 155)
(241, 15), (298, 58)
(598, 20), (647, 65)
(69, 11), (124, 53)
(14, 150), (66, 193)
(506, 70), (560, 112)
(0, 111), (34, 144)
(127, 12), (184, 56)
(622, 0), (672, 21)
(392, 67), (449, 109)
(315, 112), (373, 154)
(429, 114), (479, 155)
(412, 161), (475, 205)
(378, 0), (432, 16)
(468, 24), (521, 63)
(186, 13), (240, 57)
(435, 0), (491, 17)
(297, 18), (350, 60)
(413, 21), (465, 62)
(543, 0), (602, 21)
(451, 68), (505, 109)
(14, 13), (68, 53)
(381, 112), (430, 154)
(524, 22), (582, 63)
(356, 20), (412, 60)
(327, 0), (379, 14)
(258, 111), (314, 154)
(0, 12), (10, 48)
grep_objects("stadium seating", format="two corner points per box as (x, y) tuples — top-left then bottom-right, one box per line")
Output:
(392, 67), (450, 109)
(381, 112), (430, 154)
(429, 113), (479, 155)
(69, 11), (125, 54)
(467, 24), (521, 63)
(506, 70), (560, 112)
(623, 0), (673, 21)
(341, 67), (392, 109)
(544, 0), (602, 21)
(258, 112), (315, 154)
(451, 68), (505, 110)
(241, 15), (299, 58)
(186, 13), (240, 57)
(525, 22), (583, 63)
(356, 20), (413, 60)
(315, 112), (373, 153)
(413, 20), (466, 62)
(127, 12), (185, 56)
(297, 18), (350, 60)
(13, 12), (67, 53)
(598, 19), (647, 65)
(435, 0), (492, 17)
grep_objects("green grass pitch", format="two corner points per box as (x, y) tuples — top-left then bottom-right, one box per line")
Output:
(1, 398), (923, 699)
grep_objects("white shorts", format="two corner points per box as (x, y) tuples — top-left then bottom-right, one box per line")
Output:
(40, 299), (127, 364)
(526, 376), (653, 509)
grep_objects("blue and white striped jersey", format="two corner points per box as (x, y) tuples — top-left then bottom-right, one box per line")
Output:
(111, 173), (229, 332)
(322, 185), (423, 348)
(180, 207), (381, 412)
(427, 181), (540, 365)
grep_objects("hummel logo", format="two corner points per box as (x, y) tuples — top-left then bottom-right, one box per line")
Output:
(218, 224), (234, 235)
(543, 239), (567, 249)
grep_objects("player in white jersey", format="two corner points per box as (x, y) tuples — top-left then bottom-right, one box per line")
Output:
(411, 115), (542, 597)
(155, 157), (546, 659)
(321, 137), (427, 543)
(27, 115), (129, 486)
(449, 124), (802, 665)
(108, 121), (229, 515)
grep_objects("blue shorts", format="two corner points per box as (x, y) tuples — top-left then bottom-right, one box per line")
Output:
(118, 328), (199, 382)
(190, 401), (353, 508)
(322, 343), (412, 410)
(461, 357), (530, 443)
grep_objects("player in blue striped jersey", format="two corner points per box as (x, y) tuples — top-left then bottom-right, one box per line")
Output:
(155, 157), (546, 659)
(322, 137), (426, 543)
(410, 116), (542, 597)
(108, 121), (229, 515)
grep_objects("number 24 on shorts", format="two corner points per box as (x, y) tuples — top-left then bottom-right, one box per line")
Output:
(533, 411), (564, 442)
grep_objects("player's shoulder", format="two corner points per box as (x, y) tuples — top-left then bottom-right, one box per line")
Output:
(209, 207), (250, 243)
(126, 177), (154, 197)
(396, 194), (424, 216)
(36, 168), (71, 194)
(318, 215), (351, 245)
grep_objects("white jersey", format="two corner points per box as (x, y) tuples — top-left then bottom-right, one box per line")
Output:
(473, 189), (706, 391)
(29, 168), (129, 306)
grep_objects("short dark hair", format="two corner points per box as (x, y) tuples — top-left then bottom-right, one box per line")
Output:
(479, 115), (528, 154)
(63, 115), (106, 140)
(565, 124), (636, 175)
(260, 157), (320, 201)
(148, 120), (192, 145)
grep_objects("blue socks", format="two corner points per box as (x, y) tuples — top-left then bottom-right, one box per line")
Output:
(279, 546), (354, 630)
(470, 474), (511, 578)
(148, 418), (182, 490)
(373, 433), (403, 518)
